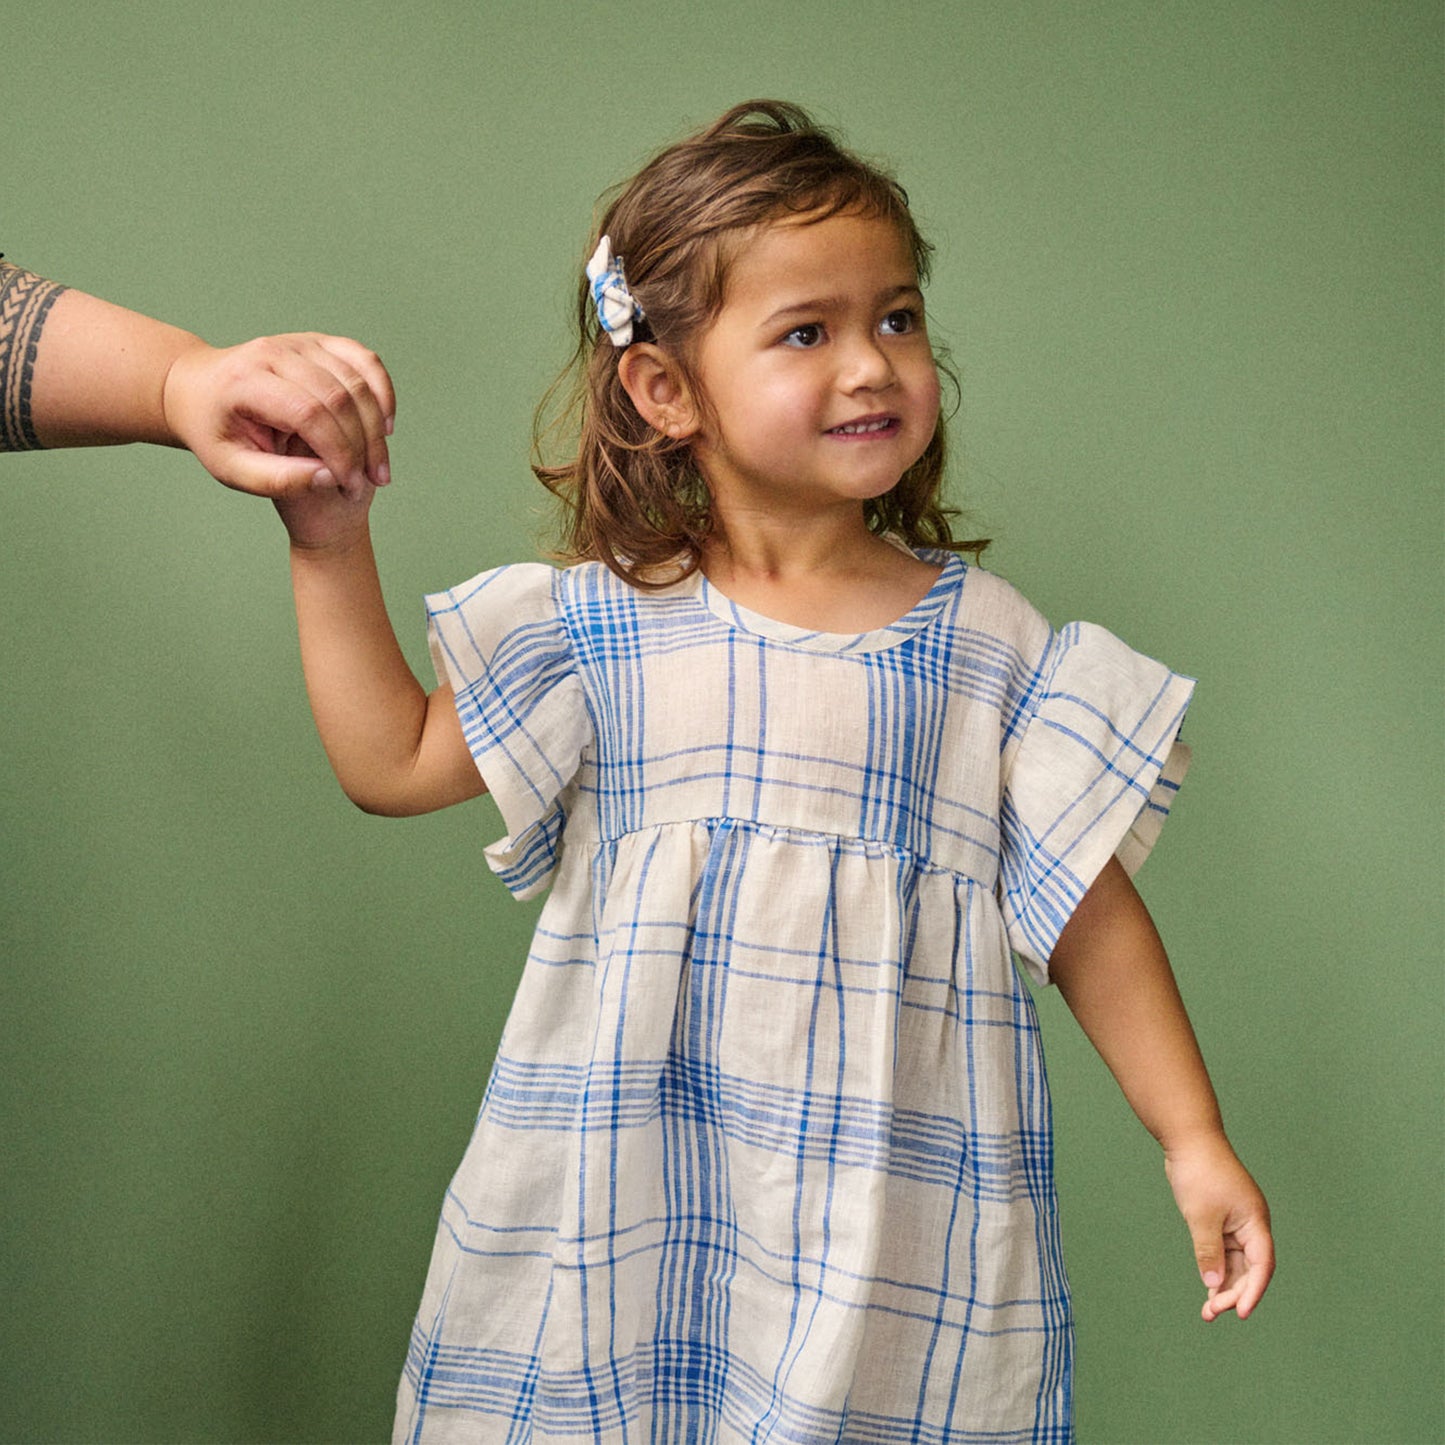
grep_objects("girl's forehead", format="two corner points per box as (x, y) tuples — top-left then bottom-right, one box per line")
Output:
(719, 212), (919, 308)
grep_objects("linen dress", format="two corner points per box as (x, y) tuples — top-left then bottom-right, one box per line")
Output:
(398, 547), (1193, 1445)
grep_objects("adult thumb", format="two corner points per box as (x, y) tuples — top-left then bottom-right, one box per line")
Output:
(203, 444), (324, 498)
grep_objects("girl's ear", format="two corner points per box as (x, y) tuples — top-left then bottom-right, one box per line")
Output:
(617, 344), (700, 440)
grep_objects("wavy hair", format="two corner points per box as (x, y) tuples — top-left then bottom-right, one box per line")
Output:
(533, 100), (987, 586)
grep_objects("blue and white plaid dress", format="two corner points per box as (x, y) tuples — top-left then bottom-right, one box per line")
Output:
(400, 549), (1192, 1445)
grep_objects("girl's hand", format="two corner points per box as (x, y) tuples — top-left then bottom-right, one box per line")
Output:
(272, 449), (377, 553)
(1164, 1133), (1275, 1321)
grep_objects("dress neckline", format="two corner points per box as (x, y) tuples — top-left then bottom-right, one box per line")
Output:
(691, 548), (966, 654)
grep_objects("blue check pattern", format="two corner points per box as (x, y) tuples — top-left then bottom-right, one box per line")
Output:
(402, 552), (1192, 1443)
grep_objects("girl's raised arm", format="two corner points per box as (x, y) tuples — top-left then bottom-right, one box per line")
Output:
(276, 486), (486, 817)
(1048, 857), (1275, 1322)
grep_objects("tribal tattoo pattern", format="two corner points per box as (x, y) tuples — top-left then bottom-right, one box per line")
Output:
(0, 258), (68, 450)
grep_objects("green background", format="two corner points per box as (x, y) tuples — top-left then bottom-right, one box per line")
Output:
(3, 2), (1440, 1441)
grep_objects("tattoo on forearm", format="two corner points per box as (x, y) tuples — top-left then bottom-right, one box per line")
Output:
(0, 258), (69, 451)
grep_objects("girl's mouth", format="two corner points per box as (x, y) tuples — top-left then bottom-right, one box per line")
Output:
(827, 416), (899, 436)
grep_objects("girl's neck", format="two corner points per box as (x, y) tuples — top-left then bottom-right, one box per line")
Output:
(699, 507), (942, 633)
(701, 504), (875, 581)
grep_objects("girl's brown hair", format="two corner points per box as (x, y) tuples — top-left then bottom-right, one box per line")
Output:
(533, 99), (987, 586)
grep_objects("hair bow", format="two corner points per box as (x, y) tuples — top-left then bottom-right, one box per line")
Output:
(586, 236), (644, 348)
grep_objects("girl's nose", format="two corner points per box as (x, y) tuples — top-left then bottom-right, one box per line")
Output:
(840, 333), (896, 392)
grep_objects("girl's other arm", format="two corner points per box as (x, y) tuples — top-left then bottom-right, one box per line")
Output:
(1048, 857), (1275, 1322)
(277, 486), (485, 817)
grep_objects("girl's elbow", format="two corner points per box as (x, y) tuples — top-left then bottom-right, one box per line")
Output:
(334, 768), (415, 817)
(336, 761), (486, 817)
(344, 781), (431, 817)
(349, 789), (410, 818)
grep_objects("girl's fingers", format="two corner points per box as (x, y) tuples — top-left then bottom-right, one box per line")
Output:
(1187, 1217), (1227, 1290)
(1200, 1229), (1275, 1321)
(1231, 1231), (1276, 1320)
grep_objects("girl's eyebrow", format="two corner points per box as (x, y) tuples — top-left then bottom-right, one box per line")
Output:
(759, 283), (923, 329)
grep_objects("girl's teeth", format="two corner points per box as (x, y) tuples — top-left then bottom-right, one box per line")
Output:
(834, 420), (891, 434)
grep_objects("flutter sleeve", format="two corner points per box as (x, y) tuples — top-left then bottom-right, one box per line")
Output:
(999, 620), (1194, 983)
(425, 563), (592, 899)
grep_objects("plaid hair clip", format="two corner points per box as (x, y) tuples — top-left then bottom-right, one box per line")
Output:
(586, 236), (645, 348)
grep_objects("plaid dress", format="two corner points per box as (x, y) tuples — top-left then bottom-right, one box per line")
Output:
(399, 550), (1192, 1445)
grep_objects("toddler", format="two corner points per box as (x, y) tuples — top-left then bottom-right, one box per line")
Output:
(274, 100), (1273, 1445)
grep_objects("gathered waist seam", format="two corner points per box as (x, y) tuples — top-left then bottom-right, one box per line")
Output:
(554, 814), (996, 891)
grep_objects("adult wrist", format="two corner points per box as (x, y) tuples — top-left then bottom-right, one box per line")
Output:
(158, 334), (217, 450)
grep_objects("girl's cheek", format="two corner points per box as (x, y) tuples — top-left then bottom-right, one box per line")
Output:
(921, 367), (943, 422)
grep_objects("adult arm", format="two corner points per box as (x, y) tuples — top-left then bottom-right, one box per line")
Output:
(0, 257), (394, 498)
(1048, 857), (1275, 1321)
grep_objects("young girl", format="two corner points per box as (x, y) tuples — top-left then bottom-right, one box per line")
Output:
(276, 101), (1273, 1444)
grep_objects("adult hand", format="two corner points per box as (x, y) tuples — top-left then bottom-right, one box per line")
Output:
(2, 260), (396, 490)
(163, 333), (396, 500)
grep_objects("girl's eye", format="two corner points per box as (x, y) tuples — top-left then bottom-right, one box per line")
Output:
(782, 323), (824, 348)
(880, 308), (919, 336)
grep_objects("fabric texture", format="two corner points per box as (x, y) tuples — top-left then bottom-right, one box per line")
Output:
(400, 550), (1192, 1444)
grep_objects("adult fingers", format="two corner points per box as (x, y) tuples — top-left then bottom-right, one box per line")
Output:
(277, 334), (393, 490)
(336, 340), (395, 488)
(256, 340), (388, 494)
(312, 333), (395, 434)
